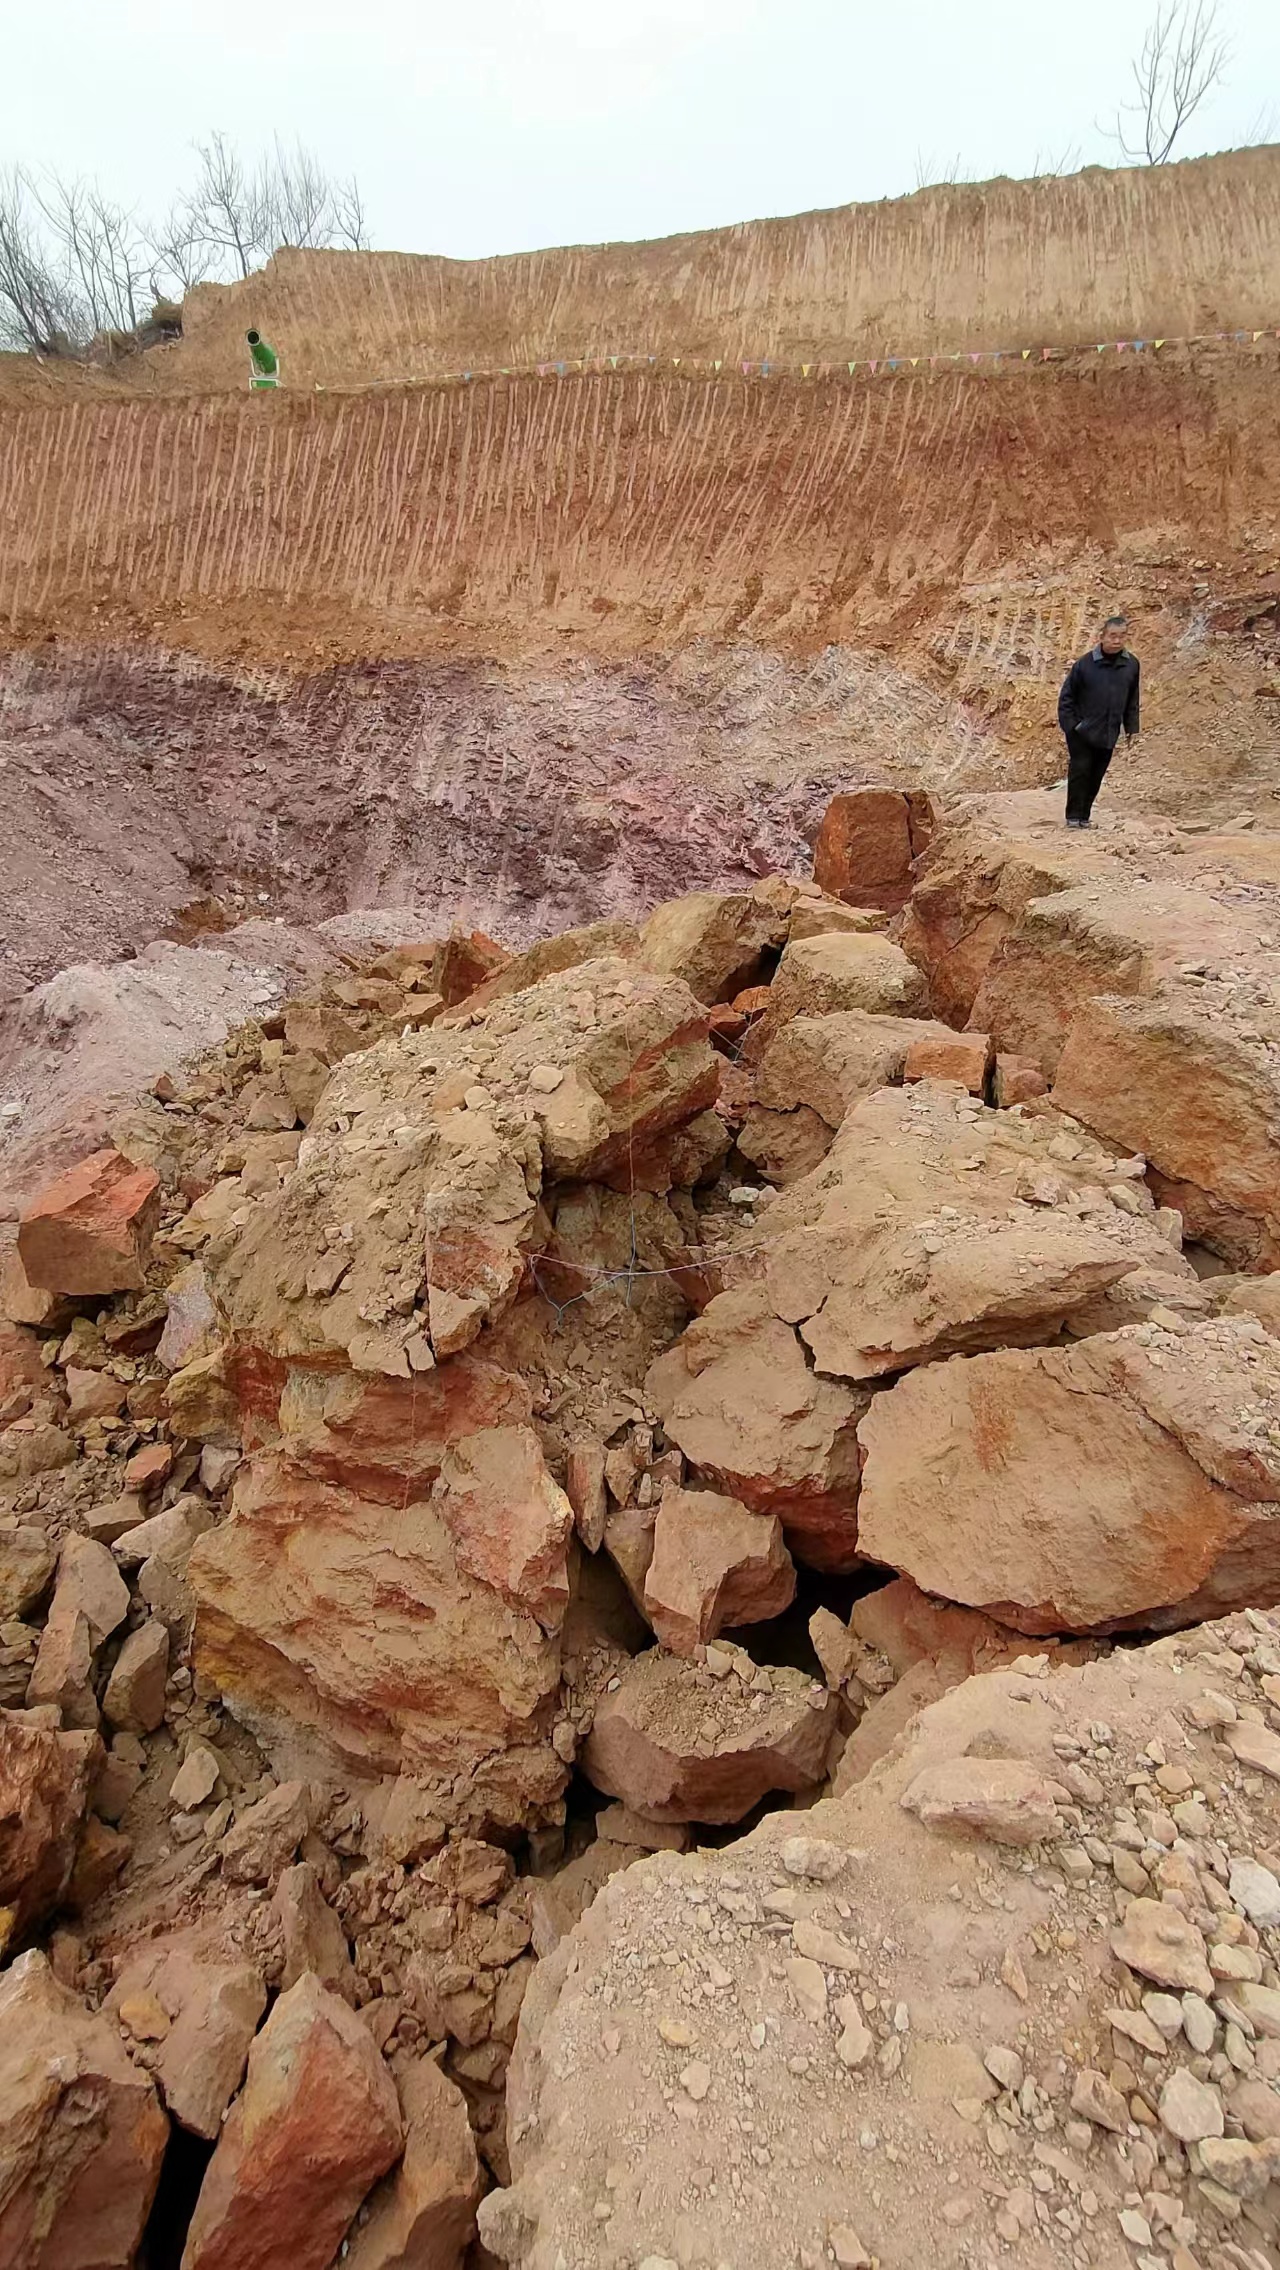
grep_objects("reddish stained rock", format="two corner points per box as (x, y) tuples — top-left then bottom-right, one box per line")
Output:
(433, 1426), (572, 1632)
(0, 1715), (101, 1948)
(180, 1971), (403, 2270)
(0, 1951), (168, 2267)
(343, 2053), (483, 2270)
(993, 1053), (1049, 1106)
(642, 1484), (795, 1656)
(102, 1617), (169, 1734)
(272, 1860), (357, 2001)
(812, 787), (926, 913)
(18, 1148), (161, 1296)
(582, 1647), (837, 1824)
(124, 1439), (175, 1493)
(902, 1031), (992, 1095)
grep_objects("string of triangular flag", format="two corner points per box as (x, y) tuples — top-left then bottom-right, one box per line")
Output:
(440, 327), (1276, 387)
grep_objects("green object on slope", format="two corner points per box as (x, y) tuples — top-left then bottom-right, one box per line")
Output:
(246, 331), (280, 388)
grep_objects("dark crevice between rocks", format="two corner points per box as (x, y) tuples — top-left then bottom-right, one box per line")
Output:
(139, 2125), (215, 2270)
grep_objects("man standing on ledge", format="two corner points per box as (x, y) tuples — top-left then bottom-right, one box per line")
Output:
(1057, 615), (1140, 828)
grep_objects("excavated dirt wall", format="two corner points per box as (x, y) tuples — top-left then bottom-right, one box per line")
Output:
(74, 145), (1280, 392)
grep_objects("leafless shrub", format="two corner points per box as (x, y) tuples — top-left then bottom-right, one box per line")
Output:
(1111, 0), (1230, 164)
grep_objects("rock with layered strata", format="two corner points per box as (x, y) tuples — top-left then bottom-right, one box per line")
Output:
(642, 1485), (795, 1655)
(581, 1647), (836, 1823)
(857, 1316), (1280, 1633)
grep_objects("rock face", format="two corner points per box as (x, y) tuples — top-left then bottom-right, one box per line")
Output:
(18, 1146), (162, 1294)
(108, 1937), (268, 2138)
(0, 1713), (100, 1947)
(581, 1646), (836, 1823)
(642, 1484), (796, 1655)
(0, 1951), (168, 2268)
(344, 2054), (483, 2270)
(812, 787), (934, 912)
(433, 1426), (574, 1632)
(857, 1316), (1280, 1633)
(181, 1972), (404, 2270)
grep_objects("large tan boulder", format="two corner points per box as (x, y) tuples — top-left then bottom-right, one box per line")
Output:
(181, 1972), (403, 2270)
(0, 1714), (101, 1949)
(211, 957), (716, 1375)
(452, 918), (638, 1016)
(1053, 991), (1280, 1270)
(741, 1009), (958, 1182)
(812, 787), (935, 912)
(343, 2053), (483, 2270)
(746, 933), (928, 1059)
(857, 1315), (1280, 1633)
(582, 1646), (836, 1823)
(645, 1285), (866, 1571)
(642, 1484), (795, 1655)
(190, 1451), (565, 1817)
(0, 1951), (168, 2267)
(18, 1147), (161, 1295)
(637, 889), (789, 1004)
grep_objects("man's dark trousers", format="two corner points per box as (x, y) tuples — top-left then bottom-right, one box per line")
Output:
(1064, 729), (1113, 824)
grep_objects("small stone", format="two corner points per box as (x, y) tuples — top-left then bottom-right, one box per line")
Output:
(1070, 2068), (1127, 2131)
(834, 1996), (873, 2070)
(1140, 1992), (1183, 2040)
(1224, 1721), (1280, 1781)
(1119, 2209), (1152, 2246)
(680, 2061), (711, 2102)
(1154, 1765), (1193, 1797)
(1107, 2006), (1168, 2057)
(984, 2045), (1024, 2092)
(1158, 2066), (1223, 2143)
(785, 1958), (827, 2024)
(1110, 1900), (1213, 1996)
(1229, 1857), (1280, 1929)
(1195, 2136), (1271, 2200)
(527, 1065), (564, 1094)
(829, 2227), (872, 2269)
(657, 2018), (697, 2049)
(1181, 1993), (1217, 2053)
(1000, 1946), (1029, 2002)
(169, 1745), (220, 1811)
(778, 1837), (846, 1881)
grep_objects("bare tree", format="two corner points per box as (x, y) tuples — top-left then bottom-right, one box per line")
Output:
(332, 176), (369, 252)
(33, 176), (152, 335)
(912, 150), (964, 190)
(0, 168), (86, 352)
(1031, 143), (1082, 177)
(1112, 0), (1230, 165)
(186, 131), (274, 278)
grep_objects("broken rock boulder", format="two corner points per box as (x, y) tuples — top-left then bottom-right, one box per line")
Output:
(181, 1971), (403, 2270)
(857, 1315), (1280, 1634)
(107, 1934), (267, 2138)
(0, 1713), (101, 1948)
(190, 1451), (566, 1817)
(642, 1484), (795, 1656)
(18, 1146), (161, 1295)
(637, 887), (789, 1004)
(433, 1425), (573, 1631)
(343, 2051), (483, 2270)
(0, 1951), (168, 2268)
(581, 1645), (837, 1824)
(812, 786), (935, 913)
(746, 932), (928, 1060)
(645, 1284), (865, 1572)
(211, 955), (716, 1376)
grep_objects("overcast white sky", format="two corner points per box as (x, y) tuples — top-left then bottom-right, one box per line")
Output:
(6, 0), (1279, 259)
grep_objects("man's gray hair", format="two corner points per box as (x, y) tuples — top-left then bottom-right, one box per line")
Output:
(1104, 612), (1128, 628)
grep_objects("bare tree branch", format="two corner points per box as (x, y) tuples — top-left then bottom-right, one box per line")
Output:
(912, 150), (964, 191)
(1111, 0), (1230, 165)
(332, 176), (369, 252)
(0, 167), (86, 353)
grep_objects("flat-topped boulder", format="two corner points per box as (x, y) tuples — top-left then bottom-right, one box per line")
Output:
(581, 1645), (837, 1823)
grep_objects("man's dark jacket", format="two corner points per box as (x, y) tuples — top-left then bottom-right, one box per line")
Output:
(1058, 646), (1140, 751)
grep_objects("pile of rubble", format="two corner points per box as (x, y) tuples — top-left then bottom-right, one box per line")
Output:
(1, 785), (1279, 2269)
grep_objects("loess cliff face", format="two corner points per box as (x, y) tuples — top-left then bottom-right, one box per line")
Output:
(0, 154), (1278, 990)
